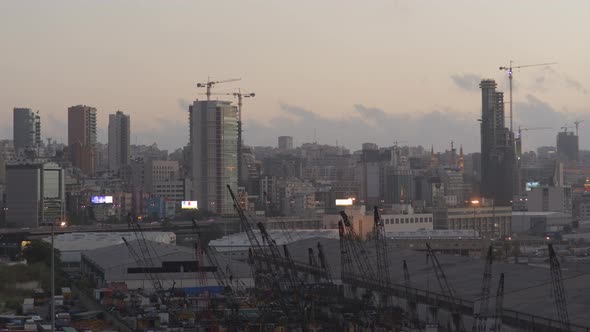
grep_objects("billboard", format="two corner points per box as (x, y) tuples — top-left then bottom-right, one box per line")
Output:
(91, 196), (113, 204)
(335, 198), (354, 206)
(181, 201), (198, 209)
(525, 182), (541, 191)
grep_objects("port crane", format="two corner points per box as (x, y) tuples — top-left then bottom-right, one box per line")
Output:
(499, 61), (557, 133)
(548, 244), (570, 331)
(197, 78), (241, 100)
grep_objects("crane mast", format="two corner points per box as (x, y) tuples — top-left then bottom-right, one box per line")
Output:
(492, 273), (505, 332)
(426, 243), (465, 332)
(403, 260), (420, 329)
(473, 246), (493, 332)
(499, 61), (556, 133)
(373, 206), (390, 287)
(548, 244), (570, 331)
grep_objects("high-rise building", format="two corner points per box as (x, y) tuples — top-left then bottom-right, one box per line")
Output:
(5, 162), (65, 228)
(278, 136), (293, 151)
(189, 100), (238, 215)
(479, 79), (515, 205)
(68, 105), (97, 175)
(556, 131), (579, 161)
(108, 111), (130, 171)
(13, 108), (41, 156)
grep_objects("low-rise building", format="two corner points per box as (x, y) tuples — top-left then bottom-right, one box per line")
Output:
(511, 211), (572, 235)
(436, 206), (512, 238)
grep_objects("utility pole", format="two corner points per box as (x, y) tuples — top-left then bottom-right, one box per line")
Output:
(51, 222), (55, 332)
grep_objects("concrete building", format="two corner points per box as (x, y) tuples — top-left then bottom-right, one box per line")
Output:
(381, 212), (434, 232)
(68, 105), (97, 175)
(153, 178), (191, 202)
(278, 136), (293, 151)
(437, 205), (512, 238)
(511, 211), (572, 234)
(479, 80), (515, 205)
(108, 110), (130, 171)
(143, 159), (179, 193)
(13, 108), (41, 156)
(526, 185), (572, 214)
(557, 131), (579, 161)
(5, 162), (65, 227)
(189, 100), (238, 215)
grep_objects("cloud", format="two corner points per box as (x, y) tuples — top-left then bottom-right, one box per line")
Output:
(133, 117), (188, 150)
(530, 67), (588, 95)
(564, 77), (588, 94)
(513, 94), (587, 149)
(450, 73), (482, 92)
(177, 98), (190, 111)
(244, 103), (481, 152)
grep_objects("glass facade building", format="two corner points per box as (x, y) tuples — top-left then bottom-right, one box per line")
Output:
(190, 100), (238, 215)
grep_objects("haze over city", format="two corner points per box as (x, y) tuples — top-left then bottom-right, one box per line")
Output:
(1, 0), (589, 151)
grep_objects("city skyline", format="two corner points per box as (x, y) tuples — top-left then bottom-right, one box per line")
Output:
(1, 1), (590, 152)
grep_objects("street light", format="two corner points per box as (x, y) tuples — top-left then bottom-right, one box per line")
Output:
(471, 199), (480, 236)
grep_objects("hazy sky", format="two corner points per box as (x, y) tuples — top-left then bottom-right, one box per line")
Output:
(1, 1), (589, 152)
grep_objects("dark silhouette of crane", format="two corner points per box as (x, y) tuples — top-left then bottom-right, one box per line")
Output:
(548, 244), (570, 331)
(197, 78), (241, 100)
(499, 61), (556, 133)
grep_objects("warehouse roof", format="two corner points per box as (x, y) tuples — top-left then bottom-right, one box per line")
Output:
(281, 237), (590, 327)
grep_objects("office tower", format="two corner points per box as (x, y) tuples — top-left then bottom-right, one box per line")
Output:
(5, 162), (65, 228)
(68, 105), (97, 175)
(278, 136), (294, 151)
(479, 79), (515, 205)
(556, 131), (579, 161)
(13, 108), (41, 156)
(108, 111), (131, 171)
(189, 100), (238, 215)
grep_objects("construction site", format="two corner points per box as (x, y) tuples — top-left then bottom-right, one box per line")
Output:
(64, 185), (590, 332)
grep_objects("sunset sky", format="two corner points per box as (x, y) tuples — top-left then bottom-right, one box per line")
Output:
(1, 1), (589, 152)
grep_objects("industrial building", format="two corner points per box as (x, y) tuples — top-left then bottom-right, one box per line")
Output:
(511, 211), (572, 234)
(439, 205), (512, 238)
(45, 231), (176, 269)
(81, 239), (252, 290)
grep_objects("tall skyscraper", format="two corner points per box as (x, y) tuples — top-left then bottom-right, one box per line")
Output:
(556, 131), (579, 161)
(189, 100), (238, 215)
(13, 108), (41, 156)
(480, 79), (515, 205)
(68, 105), (97, 175)
(108, 110), (130, 171)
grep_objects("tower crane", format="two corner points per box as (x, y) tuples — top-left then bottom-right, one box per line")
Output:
(196, 78), (241, 100)
(198, 89), (255, 186)
(561, 125), (574, 133)
(516, 126), (552, 139)
(499, 61), (557, 133)
(574, 120), (584, 136)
